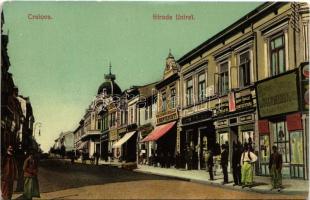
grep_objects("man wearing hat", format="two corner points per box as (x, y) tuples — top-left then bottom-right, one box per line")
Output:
(220, 144), (229, 184)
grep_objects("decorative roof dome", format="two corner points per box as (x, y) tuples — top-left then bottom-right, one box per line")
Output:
(97, 63), (122, 95)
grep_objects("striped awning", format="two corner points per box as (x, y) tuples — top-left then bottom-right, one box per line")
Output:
(112, 131), (136, 148)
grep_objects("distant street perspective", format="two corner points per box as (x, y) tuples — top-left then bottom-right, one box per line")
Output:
(12, 159), (308, 199)
(1, 1), (310, 200)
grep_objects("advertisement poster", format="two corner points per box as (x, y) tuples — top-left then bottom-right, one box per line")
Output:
(1, 1), (309, 199)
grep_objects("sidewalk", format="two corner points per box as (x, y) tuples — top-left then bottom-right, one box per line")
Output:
(131, 165), (309, 195)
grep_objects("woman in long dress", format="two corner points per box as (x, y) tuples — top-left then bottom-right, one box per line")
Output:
(240, 145), (257, 188)
(23, 151), (40, 200)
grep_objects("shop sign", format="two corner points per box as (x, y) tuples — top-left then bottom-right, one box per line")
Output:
(228, 92), (236, 112)
(157, 110), (178, 125)
(300, 62), (309, 111)
(256, 71), (299, 118)
(182, 110), (212, 125)
(235, 94), (253, 111)
(239, 114), (253, 122)
(109, 129), (118, 141)
(215, 99), (229, 116)
(215, 119), (228, 128)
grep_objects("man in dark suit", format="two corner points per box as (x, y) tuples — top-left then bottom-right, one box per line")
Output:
(269, 145), (283, 191)
(221, 144), (229, 184)
(232, 141), (242, 186)
(205, 149), (214, 180)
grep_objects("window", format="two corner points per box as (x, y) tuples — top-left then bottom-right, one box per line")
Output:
(130, 108), (133, 124)
(198, 73), (206, 102)
(162, 93), (167, 112)
(238, 130), (254, 150)
(186, 79), (193, 106)
(219, 62), (229, 95)
(97, 120), (101, 130)
(290, 131), (304, 178)
(104, 115), (108, 130)
(218, 132), (229, 148)
(145, 106), (148, 120)
(290, 131), (303, 165)
(260, 135), (270, 175)
(125, 110), (128, 124)
(134, 106), (137, 123)
(110, 112), (116, 127)
(270, 34), (286, 76)
(149, 105), (152, 118)
(272, 121), (289, 163)
(170, 88), (176, 109)
(120, 111), (124, 125)
(239, 51), (251, 87)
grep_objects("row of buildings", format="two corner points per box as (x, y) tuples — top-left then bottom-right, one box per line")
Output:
(1, 12), (39, 155)
(70, 2), (309, 180)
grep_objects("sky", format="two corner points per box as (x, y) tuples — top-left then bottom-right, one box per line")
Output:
(2, 1), (261, 152)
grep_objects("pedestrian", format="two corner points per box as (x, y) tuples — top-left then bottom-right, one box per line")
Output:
(205, 149), (214, 181)
(1, 145), (18, 200)
(93, 152), (100, 165)
(159, 152), (163, 168)
(232, 141), (242, 186)
(23, 150), (40, 200)
(166, 152), (171, 168)
(220, 144), (229, 184)
(186, 145), (193, 170)
(15, 144), (25, 192)
(269, 145), (283, 191)
(241, 144), (257, 188)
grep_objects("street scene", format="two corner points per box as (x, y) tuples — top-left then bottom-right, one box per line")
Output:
(1, 1), (310, 200)
(12, 159), (308, 199)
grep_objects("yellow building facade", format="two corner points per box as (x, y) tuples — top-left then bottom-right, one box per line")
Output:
(178, 2), (309, 179)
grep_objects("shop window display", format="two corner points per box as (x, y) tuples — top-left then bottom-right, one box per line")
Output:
(290, 131), (304, 178)
(238, 130), (254, 149)
(259, 135), (270, 175)
(290, 131), (303, 164)
(272, 121), (290, 177)
(219, 132), (228, 148)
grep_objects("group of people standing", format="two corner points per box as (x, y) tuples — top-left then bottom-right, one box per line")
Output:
(204, 141), (283, 191)
(1, 145), (40, 200)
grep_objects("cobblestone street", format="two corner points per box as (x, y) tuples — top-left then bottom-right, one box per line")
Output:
(12, 159), (308, 199)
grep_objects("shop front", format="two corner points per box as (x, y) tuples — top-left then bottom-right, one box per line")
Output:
(138, 123), (154, 165)
(112, 131), (137, 162)
(256, 67), (308, 179)
(100, 130), (109, 161)
(80, 130), (101, 158)
(214, 87), (257, 173)
(141, 120), (177, 168)
(181, 110), (215, 170)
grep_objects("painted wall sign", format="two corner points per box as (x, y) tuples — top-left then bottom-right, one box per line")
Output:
(257, 71), (299, 118)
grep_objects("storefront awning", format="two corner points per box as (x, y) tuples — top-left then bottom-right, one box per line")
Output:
(112, 131), (136, 148)
(141, 121), (175, 142)
(76, 141), (88, 150)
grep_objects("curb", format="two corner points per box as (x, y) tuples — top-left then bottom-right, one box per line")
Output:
(134, 169), (308, 196)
